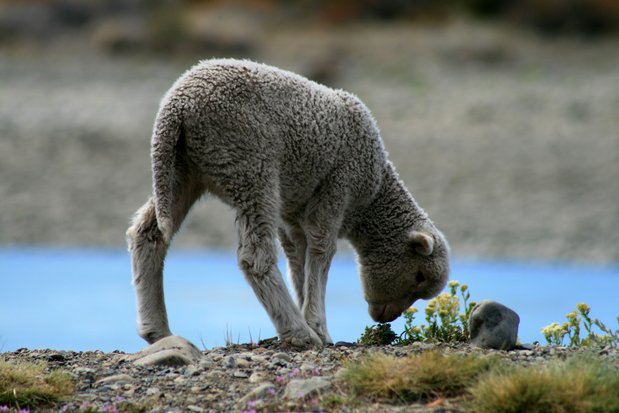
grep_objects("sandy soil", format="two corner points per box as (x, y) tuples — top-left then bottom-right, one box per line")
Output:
(1, 20), (618, 262)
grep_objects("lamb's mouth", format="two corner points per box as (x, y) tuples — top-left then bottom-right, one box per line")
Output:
(368, 303), (402, 323)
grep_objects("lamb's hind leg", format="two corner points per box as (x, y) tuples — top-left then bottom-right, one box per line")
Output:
(278, 225), (307, 308)
(236, 194), (321, 347)
(127, 173), (201, 344)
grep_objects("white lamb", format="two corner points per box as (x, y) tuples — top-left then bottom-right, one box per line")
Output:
(127, 59), (449, 347)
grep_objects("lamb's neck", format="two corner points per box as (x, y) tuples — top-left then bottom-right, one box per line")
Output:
(348, 162), (428, 251)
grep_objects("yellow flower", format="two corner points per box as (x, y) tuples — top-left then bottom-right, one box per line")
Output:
(448, 280), (460, 288)
(405, 307), (418, 315)
(577, 303), (591, 314)
(541, 322), (566, 337)
(460, 284), (468, 292)
(566, 311), (578, 323)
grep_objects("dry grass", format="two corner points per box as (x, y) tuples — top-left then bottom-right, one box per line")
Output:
(469, 355), (619, 413)
(338, 351), (498, 403)
(0, 359), (75, 409)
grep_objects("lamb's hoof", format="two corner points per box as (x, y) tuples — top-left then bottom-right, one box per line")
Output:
(307, 322), (333, 345)
(139, 328), (172, 345)
(280, 327), (323, 349)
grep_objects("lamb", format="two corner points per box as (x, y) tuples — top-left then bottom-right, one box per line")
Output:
(126, 58), (449, 347)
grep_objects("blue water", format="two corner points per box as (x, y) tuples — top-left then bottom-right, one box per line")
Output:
(1, 248), (618, 353)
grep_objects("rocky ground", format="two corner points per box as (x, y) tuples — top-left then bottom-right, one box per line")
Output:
(4, 340), (619, 413)
(1, 20), (618, 262)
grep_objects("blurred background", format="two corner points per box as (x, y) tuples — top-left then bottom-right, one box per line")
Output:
(1, 0), (619, 351)
(1, 0), (618, 261)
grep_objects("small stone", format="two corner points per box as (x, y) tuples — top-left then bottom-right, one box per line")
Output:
(48, 352), (66, 362)
(223, 356), (237, 369)
(146, 387), (161, 397)
(300, 363), (317, 374)
(237, 382), (277, 407)
(233, 370), (249, 378)
(184, 365), (201, 377)
(249, 372), (267, 383)
(236, 358), (250, 369)
(206, 370), (225, 381)
(199, 359), (216, 369)
(129, 336), (203, 367)
(469, 300), (520, 350)
(272, 352), (292, 363)
(251, 355), (268, 363)
(284, 376), (332, 399)
(95, 374), (133, 387)
(174, 376), (188, 385)
(187, 405), (204, 413)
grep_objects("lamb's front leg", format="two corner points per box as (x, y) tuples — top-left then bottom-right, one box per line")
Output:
(237, 212), (322, 348)
(302, 228), (336, 344)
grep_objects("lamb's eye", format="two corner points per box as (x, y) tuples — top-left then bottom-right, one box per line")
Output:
(415, 271), (426, 284)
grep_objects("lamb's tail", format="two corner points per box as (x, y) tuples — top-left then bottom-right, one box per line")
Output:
(150, 103), (182, 244)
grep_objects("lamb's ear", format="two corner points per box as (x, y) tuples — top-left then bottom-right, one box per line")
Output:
(409, 230), (434, 256)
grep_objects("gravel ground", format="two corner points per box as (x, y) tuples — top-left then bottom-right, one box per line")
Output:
(1, 21), (618, 262)
(3, 341), (619, 412)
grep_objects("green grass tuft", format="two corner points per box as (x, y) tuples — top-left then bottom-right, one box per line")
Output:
(469, 354), (619, 413)
(338, 351), (499, 403)
(357, 323), (398, 346)
(0, 358), (75, 409)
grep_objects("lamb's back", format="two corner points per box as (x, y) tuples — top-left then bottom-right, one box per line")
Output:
(165, 59), (386, 210)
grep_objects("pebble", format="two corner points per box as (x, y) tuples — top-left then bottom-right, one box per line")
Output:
(284, 376), (332, 399)
(95, 374), (133, 386)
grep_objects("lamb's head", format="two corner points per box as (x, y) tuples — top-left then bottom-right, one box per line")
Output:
(359, 223), (449, 323)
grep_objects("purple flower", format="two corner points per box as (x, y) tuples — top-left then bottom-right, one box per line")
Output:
(289, 368), (300, 378)
(246, 400), (257, 408)
(80, 401), (90, 410)
(241, 410), (257, 413)
(267, 387), (276, 396)
(0, 406), (9, 412)
(312, 367), (321, 376)
(275, 375), (286, 384)
(19, 409), (30, 413)
(115, 395), (126, 402)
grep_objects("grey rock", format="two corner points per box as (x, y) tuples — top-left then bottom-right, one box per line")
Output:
(237, 382), (276, 407)
(223, 355), (237, 369)
(184, 365), (200, 377)
(95, 374), (133, 387)
(145, 387), (161, 397)
(128, 336), (203, 367)
(233, 370), (249, 378)
(248, 372), (267, 383)
(469, 300), (520, 350)
(272, 352), (292, 363)
(284, 376), (332, 399)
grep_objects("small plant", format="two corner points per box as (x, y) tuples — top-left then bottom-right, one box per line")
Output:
(357, 323), (398, 345)
(399, 280), (476, 344)
(469, 354), (619, 413)
(339, 351), (498, 403)
(541, 303), (619, 347)
(0, 359), (74, 410)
